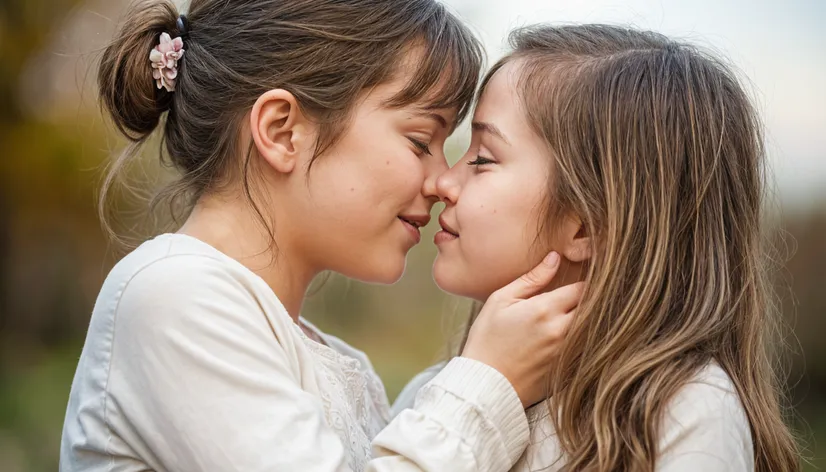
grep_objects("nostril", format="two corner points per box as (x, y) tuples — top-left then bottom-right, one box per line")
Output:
(435, 177), (458, 205)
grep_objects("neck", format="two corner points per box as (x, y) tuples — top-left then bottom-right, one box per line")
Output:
(179, 193), (316, 321)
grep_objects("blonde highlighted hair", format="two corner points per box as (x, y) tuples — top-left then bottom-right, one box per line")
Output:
(463, 24), (799, 471)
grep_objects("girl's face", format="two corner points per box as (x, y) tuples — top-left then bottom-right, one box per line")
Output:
(272, 67), (454, 284)
(433, 61), (563, 300)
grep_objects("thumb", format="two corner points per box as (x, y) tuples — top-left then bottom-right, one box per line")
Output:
(495, 252), (560, 301)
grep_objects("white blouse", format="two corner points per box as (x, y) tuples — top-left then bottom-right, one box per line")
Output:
(394, 363), (754, 471)
(60, 234), (529, 472)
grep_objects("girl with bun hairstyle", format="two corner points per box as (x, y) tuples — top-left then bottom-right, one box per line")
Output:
(60, 2), (581, 471)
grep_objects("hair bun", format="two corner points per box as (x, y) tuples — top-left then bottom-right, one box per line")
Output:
(98, 0), (178, 142)
(176, 14), (189, 36)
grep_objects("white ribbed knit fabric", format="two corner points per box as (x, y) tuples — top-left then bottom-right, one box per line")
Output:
(394, 362), (754, 471)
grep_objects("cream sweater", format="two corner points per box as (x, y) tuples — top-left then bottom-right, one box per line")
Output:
(60, 234), (529, 471)
(394, 363), (754, 471)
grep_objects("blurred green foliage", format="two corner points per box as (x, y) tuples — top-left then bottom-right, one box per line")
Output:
(0, 1), (823, 470)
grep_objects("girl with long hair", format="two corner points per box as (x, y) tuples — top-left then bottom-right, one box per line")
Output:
(396, 24), (800, 472)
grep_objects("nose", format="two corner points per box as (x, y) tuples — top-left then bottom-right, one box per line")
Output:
(421, 149), (449, 202)
(435, 159), (461, 205)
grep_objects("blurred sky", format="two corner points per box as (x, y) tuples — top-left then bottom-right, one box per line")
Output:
(444, 0), (826, 208)
(32, 0), (826, 208)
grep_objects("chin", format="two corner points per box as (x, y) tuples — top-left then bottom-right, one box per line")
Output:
(433, 257), (477, 299)
(370, 265), (406, 284)
(435, 256), (507, 301)
(346, 251), (407, 285)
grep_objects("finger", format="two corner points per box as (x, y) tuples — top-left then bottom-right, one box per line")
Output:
(532, 310), (576, 350)
(545, 310), (575, 339)
(527, 281), (585, 315)
(494, 252), (560, 301)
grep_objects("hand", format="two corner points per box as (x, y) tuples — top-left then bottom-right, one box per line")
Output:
(461, 252), (583, 408)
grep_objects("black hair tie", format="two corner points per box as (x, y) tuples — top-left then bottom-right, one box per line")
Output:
(176, 14), (189, 37)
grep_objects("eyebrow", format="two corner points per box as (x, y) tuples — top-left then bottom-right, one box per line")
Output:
(413, 111), (449, 129)
(472, 121), (510, 145)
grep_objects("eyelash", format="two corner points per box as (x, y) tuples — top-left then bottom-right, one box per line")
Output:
(467, 156), (494, 166)
(409, 138), (432, 156)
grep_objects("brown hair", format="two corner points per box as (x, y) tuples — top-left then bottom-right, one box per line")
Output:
(98, 0), (482, 242)
(463, 24), (799, 471)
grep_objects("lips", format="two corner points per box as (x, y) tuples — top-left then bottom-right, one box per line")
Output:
(438, 215), (459, 237)
(434, 214), (459, 246)
(398, 214), (431, 229)
(398, 213), (430, 245)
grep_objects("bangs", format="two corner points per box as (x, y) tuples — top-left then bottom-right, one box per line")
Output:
(385, 5), (483, 127)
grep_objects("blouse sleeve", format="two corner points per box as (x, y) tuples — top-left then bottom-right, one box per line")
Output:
(104, 255), (529, 472)
(372, 357), (529, 471)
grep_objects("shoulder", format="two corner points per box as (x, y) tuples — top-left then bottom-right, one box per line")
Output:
(101, 234), (293, 345)
(111, 234), (263, 300)
(658, 363), (754, 470)
(94, 236), (311, 392)
(665, 363), (748, 427)
(107, 234), (277, 313)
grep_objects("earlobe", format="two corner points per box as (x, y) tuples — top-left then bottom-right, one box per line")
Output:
(249, 89), (307, 174)
(560, 215), (592, 263)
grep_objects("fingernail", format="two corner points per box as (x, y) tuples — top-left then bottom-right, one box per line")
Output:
(544, 252), (559, 267)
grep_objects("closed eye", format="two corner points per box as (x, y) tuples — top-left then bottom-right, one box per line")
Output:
(467, 156), (495, 166)
(408, 138), (432, 156)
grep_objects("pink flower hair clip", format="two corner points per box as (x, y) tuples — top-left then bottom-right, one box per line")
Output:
(149, 33), (185, 92)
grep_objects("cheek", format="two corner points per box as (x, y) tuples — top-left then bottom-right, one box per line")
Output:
(317, 141), (424, 222)
(296, 158), (419, 282)
(340, 125), (424, 212)
(465, 208), (535, 292)
(377, 156), (425, 205)
(438, 179), (548, 298)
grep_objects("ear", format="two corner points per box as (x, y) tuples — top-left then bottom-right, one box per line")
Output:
(249, 89), (310, 174)
(558, 213), (592, 263)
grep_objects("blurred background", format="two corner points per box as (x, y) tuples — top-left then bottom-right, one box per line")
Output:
(0, 0), (823, 470)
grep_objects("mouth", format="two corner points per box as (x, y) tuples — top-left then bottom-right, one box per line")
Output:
(398, 214), (430, 229)
(438, 215), (459, 237)
(398, 214), (430, 244)
(434, 215), (459, 246)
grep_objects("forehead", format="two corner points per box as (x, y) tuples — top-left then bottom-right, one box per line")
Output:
(474, 61), (532, 138)
(361, 45), (473, 125)
(362, 67), (459, 126)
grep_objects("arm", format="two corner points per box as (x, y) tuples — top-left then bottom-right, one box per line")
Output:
(108, 256), (529, 472)
(377, 253), (582, 471)
(372, 358), (527, 471)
